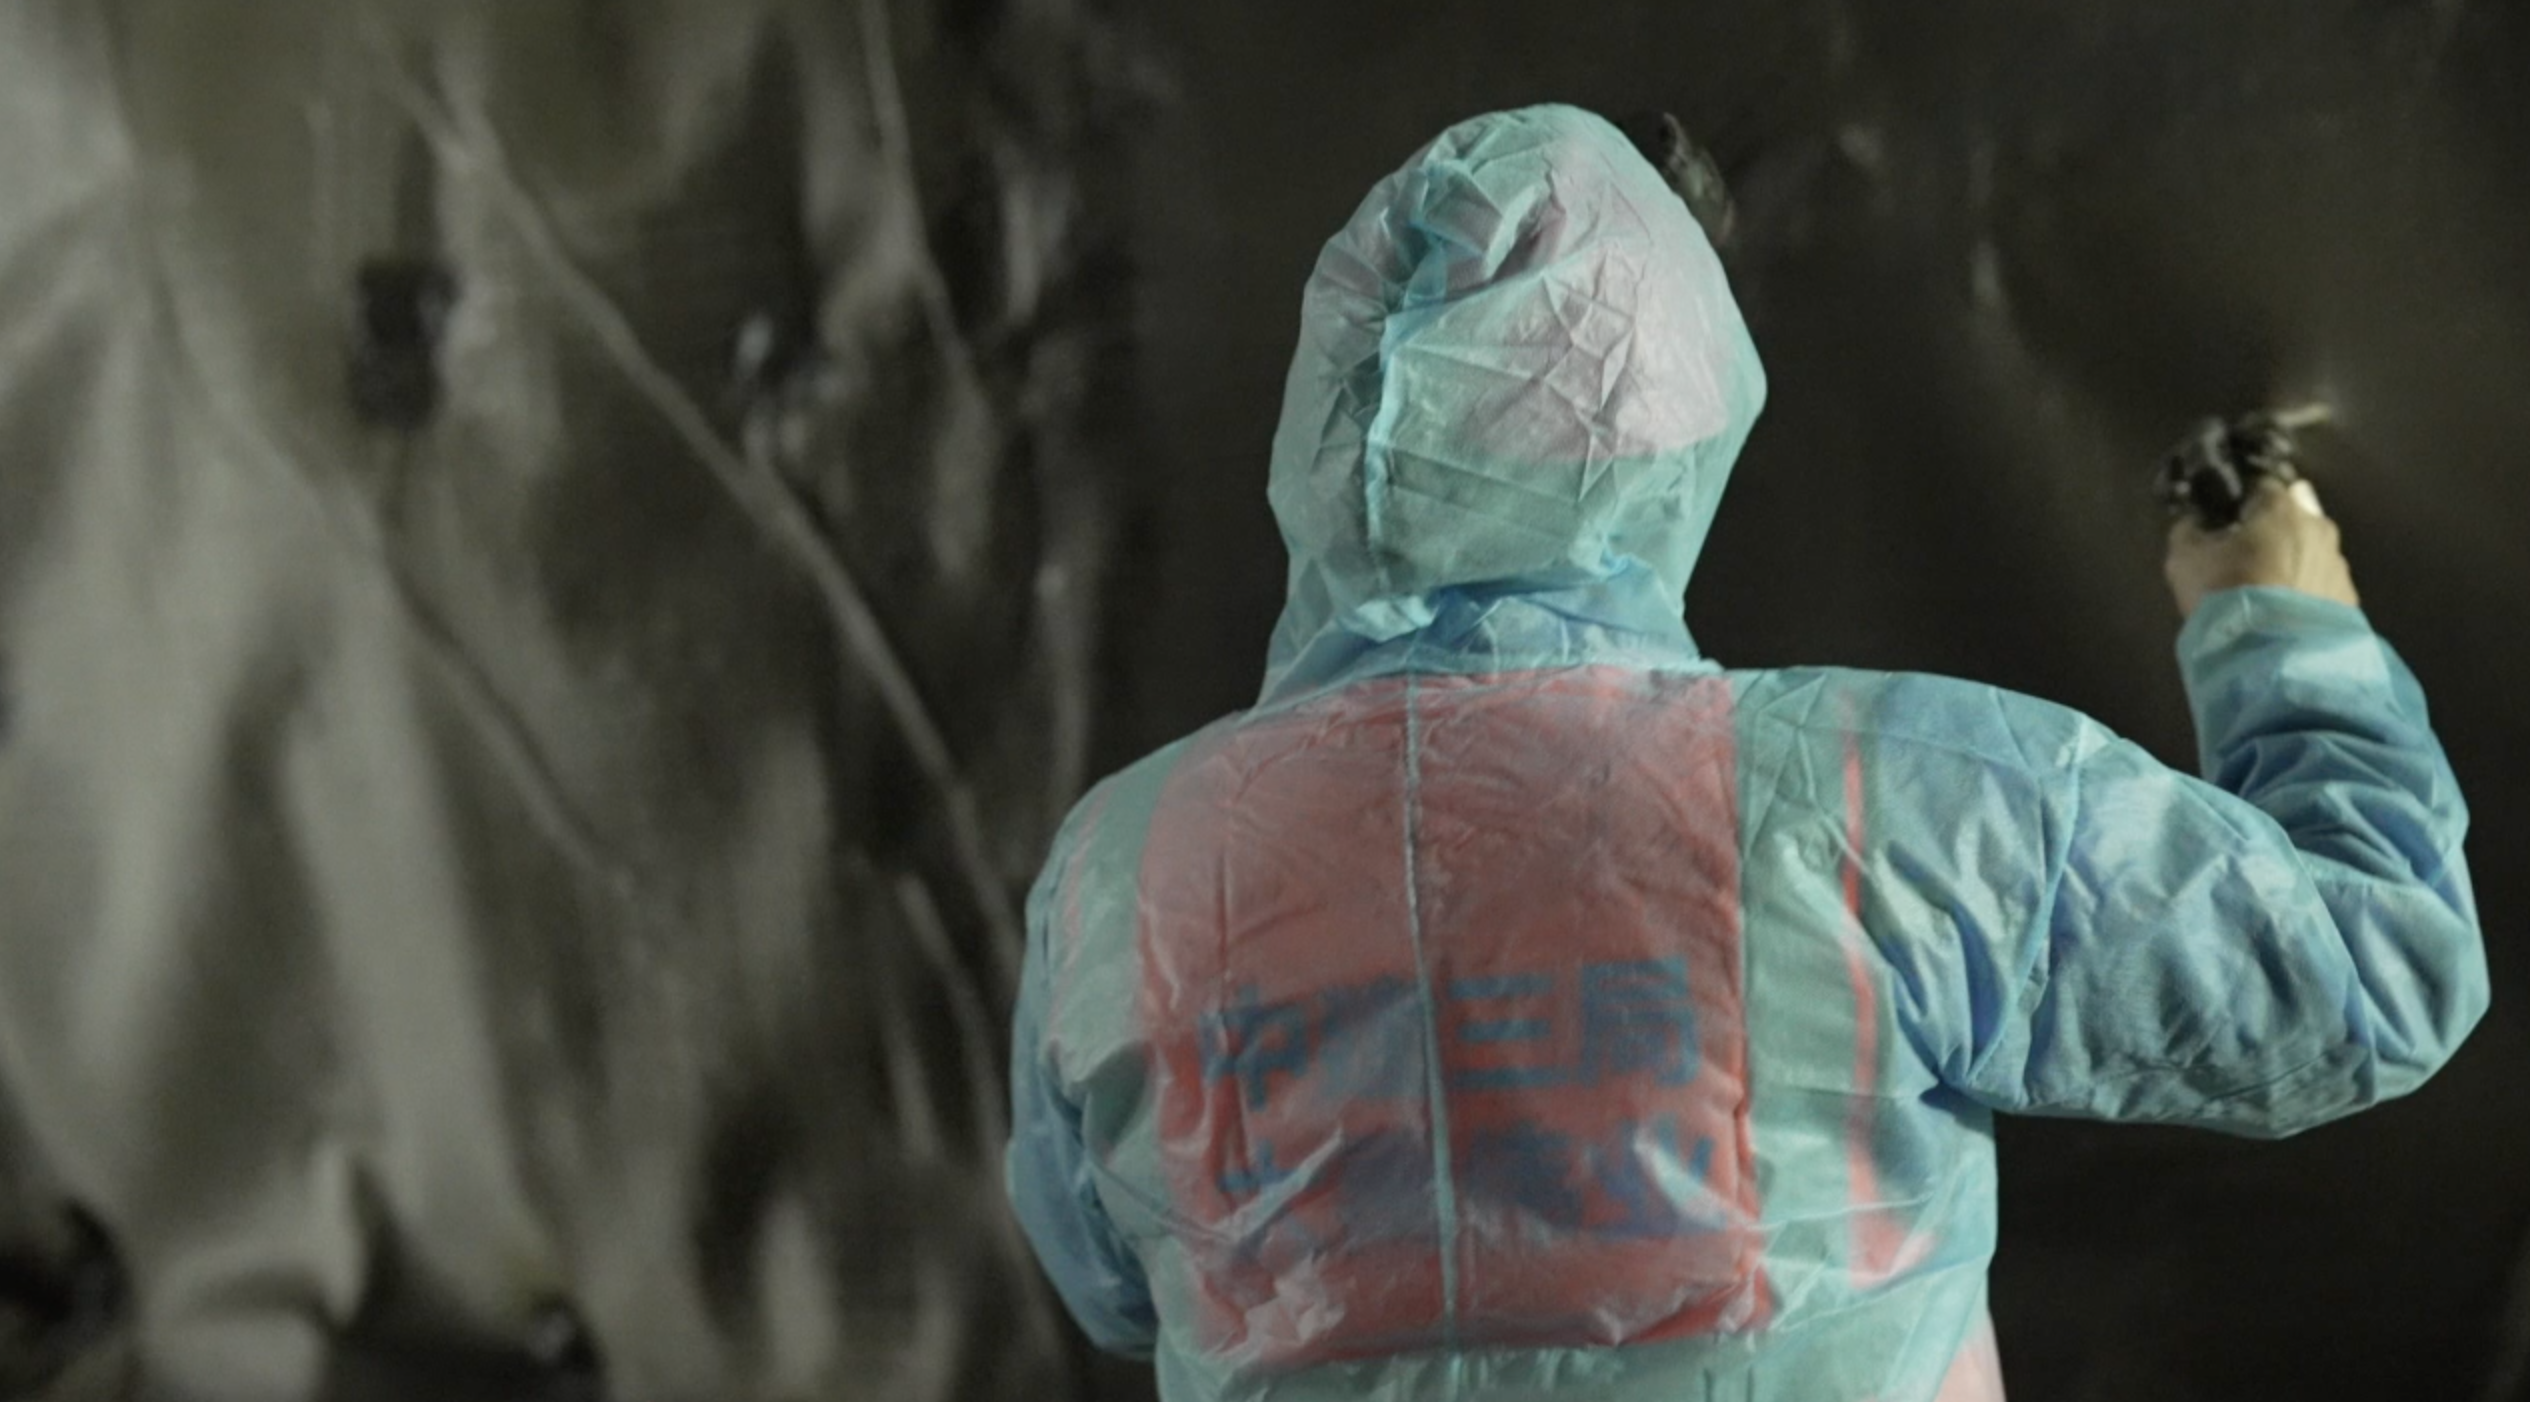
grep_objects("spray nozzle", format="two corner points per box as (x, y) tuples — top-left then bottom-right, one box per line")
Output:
(2156, 402), (2333, 529)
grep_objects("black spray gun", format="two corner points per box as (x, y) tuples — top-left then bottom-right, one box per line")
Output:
(2156, 403), (2334, 530)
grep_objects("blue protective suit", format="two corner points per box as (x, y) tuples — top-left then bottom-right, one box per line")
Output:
(1005, 105), (2487, 1401)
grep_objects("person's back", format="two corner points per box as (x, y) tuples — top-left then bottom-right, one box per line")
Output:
(1005, 105), (2487, 1401)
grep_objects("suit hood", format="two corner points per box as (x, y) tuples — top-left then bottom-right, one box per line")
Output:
(1262, 105), (1767, 698)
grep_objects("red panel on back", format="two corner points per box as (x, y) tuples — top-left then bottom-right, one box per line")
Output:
(1138, 668), (1766, 1370)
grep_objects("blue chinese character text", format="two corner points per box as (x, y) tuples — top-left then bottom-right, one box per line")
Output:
(1447, 973), (1567, 1090)
(1200, 986), (1313, 1109)
(1580, 958), (1697, 1086)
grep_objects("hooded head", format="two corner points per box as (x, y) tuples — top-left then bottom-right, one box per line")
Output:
(1261, 105), (1767, 700)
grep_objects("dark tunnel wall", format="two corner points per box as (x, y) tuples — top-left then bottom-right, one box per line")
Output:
(1114, 2), (2530, 1398)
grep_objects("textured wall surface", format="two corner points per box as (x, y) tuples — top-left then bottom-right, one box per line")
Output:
(1, 1), (2524, 1400)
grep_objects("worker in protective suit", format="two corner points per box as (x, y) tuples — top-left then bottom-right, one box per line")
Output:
(1005, 104), (2487, 1401)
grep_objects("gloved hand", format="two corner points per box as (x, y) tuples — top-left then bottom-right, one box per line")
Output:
(2165, 477), (2363, 620)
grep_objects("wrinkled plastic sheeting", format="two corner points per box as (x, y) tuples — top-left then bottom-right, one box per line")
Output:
(0, 0), (1139, 1397)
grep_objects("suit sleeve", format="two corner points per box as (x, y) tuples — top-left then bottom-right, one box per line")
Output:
(1003, 822), (1158, 1358)
(1949, 587), (2487, 1134)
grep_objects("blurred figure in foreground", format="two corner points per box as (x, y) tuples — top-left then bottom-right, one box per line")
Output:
(0, 1), (1134, 1395)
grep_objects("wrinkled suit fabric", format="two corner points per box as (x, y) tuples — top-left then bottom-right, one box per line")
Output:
(1007, 105), (2487, 1402)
